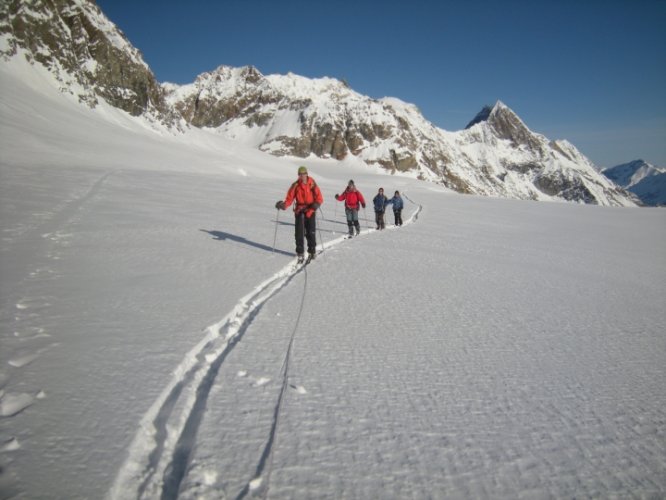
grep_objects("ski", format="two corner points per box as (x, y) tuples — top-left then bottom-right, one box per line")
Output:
(295, 252), (317, 267)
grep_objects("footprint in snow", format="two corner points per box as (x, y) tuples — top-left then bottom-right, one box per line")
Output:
(253, 377), (271, 387)
(1, 437), (20, 452)
(237, 371), (270, 387)
(7, 344), (57, 368)
(8, 350), (41, 368)
(0, 392), (36, 417)
(14, 327), (50, 340)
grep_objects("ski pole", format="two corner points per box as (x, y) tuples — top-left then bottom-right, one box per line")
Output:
(272, 208), (280, 253)
(317, 207), (325, 252)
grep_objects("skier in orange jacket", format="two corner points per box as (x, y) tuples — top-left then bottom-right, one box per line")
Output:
(275, 166), (324, 262)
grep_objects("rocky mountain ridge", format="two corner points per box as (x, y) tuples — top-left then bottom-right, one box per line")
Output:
(1, 0), (637, 206)
(0, 0), (175, 123)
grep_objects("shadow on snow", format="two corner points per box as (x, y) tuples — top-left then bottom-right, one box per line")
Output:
(200, 229), (293, 257)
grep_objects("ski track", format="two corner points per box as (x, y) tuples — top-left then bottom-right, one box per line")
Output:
(110, 197), (422, 499)
(1, 169), (117, 301)
(1, 169), (116, 437)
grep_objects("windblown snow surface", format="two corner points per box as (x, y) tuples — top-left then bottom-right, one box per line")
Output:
(1, 58), (665, 499)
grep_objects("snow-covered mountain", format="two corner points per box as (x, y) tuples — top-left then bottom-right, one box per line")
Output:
(602, 160), (666, 206)
(0, 0), (175, 124)
(2, 3), (666, 500)
(164, 66), (635, 206)
(1, 0), (637, 206)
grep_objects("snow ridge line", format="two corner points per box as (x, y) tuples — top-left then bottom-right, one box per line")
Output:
(108, 196), (421, 500)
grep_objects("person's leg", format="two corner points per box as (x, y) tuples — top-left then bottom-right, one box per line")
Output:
(305, 214), (317, 255)
(294, 212), (305, 255)
(345, 208), (354, 236)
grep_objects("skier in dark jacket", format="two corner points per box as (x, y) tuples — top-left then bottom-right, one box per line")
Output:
(386, 190), (404, 226)
(372, 187), (389, 230)
(275, 166), (324, 262)
(335, 180), (366, 237)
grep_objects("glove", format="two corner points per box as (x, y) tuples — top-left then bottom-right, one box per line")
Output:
(335, 194), (339, 199)
(310, 202), (320, 210)
(361, 203), (366, 208)
(275, 200), (285, 210)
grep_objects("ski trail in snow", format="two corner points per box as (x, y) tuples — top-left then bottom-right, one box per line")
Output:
(1, 170), (116, 300)
(237, 260), (309, 500)
(109, 196), (422, 500)
(237, 195), (422, 499)
(1, 170), (116, 428)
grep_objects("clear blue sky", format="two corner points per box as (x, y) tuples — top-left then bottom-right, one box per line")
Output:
(96, 0), (666, 168)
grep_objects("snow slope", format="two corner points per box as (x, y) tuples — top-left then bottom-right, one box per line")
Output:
(603, 160), (666, 206)
(1, 57), (665, 499)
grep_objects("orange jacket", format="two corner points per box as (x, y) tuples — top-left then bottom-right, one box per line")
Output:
(283, 176), (323, 217)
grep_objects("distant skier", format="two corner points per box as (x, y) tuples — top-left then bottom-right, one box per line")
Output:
(275, 166), (323, 262)
(335, 180), (366, 237)
(372, 187), (389, 230)
(386, 190), (404, 226)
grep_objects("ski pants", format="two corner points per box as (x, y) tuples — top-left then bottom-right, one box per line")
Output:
(393, 209), (403, 226)
(375, 210), (385, 229)
(295, 211), (317, 255)
(345, 208), (360, 235)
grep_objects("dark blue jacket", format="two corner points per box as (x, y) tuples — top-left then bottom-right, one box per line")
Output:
(387, 195), (404, 210)
(373, 194), (389, 212)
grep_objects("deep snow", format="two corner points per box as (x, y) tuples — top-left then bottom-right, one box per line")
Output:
(1, 58), (665, 499)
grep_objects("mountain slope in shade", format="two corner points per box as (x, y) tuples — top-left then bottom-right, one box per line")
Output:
(603, 160), (666, 206)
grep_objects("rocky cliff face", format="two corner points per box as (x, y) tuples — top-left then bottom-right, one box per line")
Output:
(0, 0), (637, 207)
(162, 66), (635, 206)
(0, 0), (174, 123)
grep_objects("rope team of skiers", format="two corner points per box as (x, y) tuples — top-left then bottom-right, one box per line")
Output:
(275, 166), (404, 262)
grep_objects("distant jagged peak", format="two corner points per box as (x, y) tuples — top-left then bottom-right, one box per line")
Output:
(464, 100), (541, 150)
(464, 100), (515, 129)
(602, 158), (664, 188)
(464, 104), (494, 129)
(611, 159), (651, 171)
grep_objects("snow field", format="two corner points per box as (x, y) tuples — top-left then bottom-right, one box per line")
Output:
(1, 57), (665, 498)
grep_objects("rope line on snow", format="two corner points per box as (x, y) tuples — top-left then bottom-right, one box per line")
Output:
(111, 192), (422, 500)
(238, 193), (422, 498)
(237, 264), (309, 500)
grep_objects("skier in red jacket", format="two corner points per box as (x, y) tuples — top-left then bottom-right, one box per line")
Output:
(275, 166), (324, 262)
(335, 180), (366, 237)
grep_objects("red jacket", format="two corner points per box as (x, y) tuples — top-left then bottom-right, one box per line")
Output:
(283, 176), (323, 217)
(336, 188), (365, 210)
